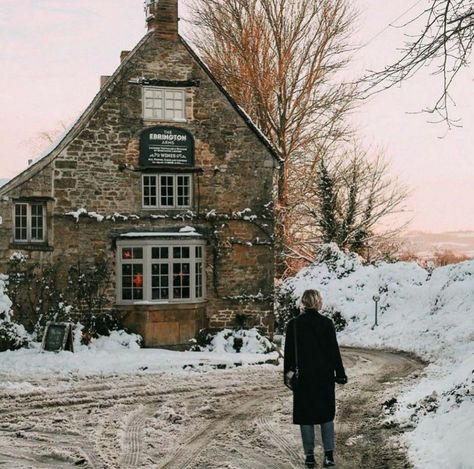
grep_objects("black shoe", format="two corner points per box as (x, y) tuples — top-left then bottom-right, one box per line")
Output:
(323, 455), (335, 467)
(305, 454), (315, 468)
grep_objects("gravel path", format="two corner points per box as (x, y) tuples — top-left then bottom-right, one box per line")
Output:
(0, 347), (424, 468)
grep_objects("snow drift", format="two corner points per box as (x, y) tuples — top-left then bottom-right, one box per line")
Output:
(280, 243), (474, 468)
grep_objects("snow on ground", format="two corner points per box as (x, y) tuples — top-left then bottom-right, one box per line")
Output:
(0, 328), (278, 380)
(281, 244), (474, 468)
(0, 345), (278, 380)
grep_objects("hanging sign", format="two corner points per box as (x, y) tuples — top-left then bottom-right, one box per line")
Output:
(41, 322), (74, 353)
(140, 127), (195, 167)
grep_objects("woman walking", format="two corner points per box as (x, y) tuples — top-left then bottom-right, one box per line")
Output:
(284, 289), (347, 468)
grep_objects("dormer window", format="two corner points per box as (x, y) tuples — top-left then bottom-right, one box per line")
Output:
(143, 87), (186, 121)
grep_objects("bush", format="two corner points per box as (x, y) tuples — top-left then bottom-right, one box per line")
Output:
(321, 306), (348, 332)
(0, 320), (28, 352)
(4, 253), (112, 341)
(274, 286), (300, 333)
(190, 328), (216, 351)
(192, 328), (275, 354)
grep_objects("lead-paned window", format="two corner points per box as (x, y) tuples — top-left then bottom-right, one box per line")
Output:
(143, 87), (185, 121)
(14, 202), (46, 243)
(118, 242), (205, 304)
(195, 246), (203, 298)
(142, 174), (192, 209)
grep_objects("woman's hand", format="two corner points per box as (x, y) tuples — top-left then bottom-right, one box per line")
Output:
(335, 375), (348, 385)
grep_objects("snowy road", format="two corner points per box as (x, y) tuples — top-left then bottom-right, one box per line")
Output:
(0, 347), (423, 468)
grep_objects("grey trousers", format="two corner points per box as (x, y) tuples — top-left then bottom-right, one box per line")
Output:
(300, 421), (335, 456)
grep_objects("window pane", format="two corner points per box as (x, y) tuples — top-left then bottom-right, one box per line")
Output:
(14, 204), (28, 241)
(144, 87), (164, 120)
(176, 175), (191, 207)
(152, 247), (169, 259)
(196, 261), (203, 298)
(122, 263), (143, 301)
(132, 264), (144, 300)
(196, 246), (203, 259)
(173, 262), (190, 299)
(160, 175), (174, 207)
(31, 204), (44, 241)
(152, 263), (169, 300)
(121, 248), (143, 260)
(173, 246), (189, 259)
(143, 175), (157, 207)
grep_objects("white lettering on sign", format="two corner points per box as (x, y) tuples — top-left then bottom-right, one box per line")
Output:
(149, 133), (187, 142)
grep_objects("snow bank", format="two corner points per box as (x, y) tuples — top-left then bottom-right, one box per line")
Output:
(281, 244), (474, 469)
(0, 323), (278, 378)
(0, 344), (278, 378)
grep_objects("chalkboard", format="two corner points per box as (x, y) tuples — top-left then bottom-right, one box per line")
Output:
(42, 322), (74, 352)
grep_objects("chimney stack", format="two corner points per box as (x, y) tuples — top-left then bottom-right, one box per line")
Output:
(146, 0), (179, 41)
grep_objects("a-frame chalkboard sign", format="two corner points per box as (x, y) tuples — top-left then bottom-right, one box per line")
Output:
(41, 322), (74, 352)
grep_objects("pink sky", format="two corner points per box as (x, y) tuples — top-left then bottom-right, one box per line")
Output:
(1, 0), (473, 232)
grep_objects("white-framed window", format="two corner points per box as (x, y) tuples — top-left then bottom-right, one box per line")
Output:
(13, 202), (46, 243)
(143, 87), (186, 121)
(142, 174), (192, 209)
(117, 239), (206, 304)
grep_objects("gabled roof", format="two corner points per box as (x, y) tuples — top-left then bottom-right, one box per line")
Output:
(0, 32), (279, 196)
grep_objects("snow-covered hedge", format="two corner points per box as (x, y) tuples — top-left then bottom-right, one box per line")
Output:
(194, 328), (274, 354)
(0, 275), (28, 352)
(280, 243), (474, 469)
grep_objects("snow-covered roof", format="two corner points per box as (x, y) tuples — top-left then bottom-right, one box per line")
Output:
(119, 230), (203, 238)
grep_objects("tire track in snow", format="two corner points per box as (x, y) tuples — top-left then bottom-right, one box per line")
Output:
(158, 392), (273, 469)
(0, 380), (274, 420)
(119, 406), (149, 468)
(256, 415), (301, 467)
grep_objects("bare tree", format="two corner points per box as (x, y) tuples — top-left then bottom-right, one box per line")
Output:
(190, 0), (356, 273)
(25, 120), (70, 158)
(295, 144), (410, 258)
(363, 0), (474, 125)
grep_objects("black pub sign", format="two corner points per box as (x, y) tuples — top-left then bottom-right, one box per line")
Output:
(140, 126), (195, 167)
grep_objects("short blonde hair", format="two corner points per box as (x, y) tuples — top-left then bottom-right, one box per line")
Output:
(301, 289), (323, 311)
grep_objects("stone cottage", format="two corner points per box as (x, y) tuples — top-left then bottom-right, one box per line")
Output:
(0, 0), (278, 347)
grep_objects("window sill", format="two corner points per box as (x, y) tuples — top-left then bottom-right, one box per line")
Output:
(9, 242), (53, 252)
(116, 300), (208, 311)
(116, 299), (207, 306)
(142, 118), (187, 124)
(142, 207), (193, 211)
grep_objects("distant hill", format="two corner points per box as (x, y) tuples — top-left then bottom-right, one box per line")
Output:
(0, 178), (8, 188)
(403, 230), (474, 258)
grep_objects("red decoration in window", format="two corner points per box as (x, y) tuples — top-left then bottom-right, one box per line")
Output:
(133, 273), (143, 288)
(123, 249), (132, 259)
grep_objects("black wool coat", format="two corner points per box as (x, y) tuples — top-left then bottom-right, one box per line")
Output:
(284, 309), (346, 425)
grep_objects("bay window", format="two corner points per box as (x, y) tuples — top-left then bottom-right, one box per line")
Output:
(117, 237), (205, 304)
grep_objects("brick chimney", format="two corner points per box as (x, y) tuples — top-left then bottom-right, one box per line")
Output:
(146, 0), (179, 41)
